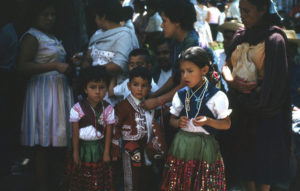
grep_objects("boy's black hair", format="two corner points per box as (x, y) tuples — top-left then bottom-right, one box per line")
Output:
(91, 0), (123, 23)
(121, 6), (134, 22)
(129, 66), (152, 85)
(79, 65), (110, 95)
(129, 48), (152, 64)
(160, 0), (196, 31)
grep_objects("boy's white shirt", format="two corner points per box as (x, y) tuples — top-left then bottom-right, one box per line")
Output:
(130, 94), (154, 166)
(157, 69), (172, 88)
(114, 78), (159, 99)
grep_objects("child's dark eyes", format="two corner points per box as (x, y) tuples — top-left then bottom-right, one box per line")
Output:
(130, 62), (146, 67)
(89, 85), (105, 89)
(181, 69), (193, 73)
(133, 83), (148, 88)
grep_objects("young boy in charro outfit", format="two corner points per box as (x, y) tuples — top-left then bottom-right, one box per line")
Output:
(111, 66), (166, 191)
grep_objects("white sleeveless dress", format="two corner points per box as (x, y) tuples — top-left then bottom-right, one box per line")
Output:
(20, 28), (73, 147)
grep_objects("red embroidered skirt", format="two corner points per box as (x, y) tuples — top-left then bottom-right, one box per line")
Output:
(61, 139), (114, 191)
(161, 130), (226, 191)
(62, 153), (113, 191)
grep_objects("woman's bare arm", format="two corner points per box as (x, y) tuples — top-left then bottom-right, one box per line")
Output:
(17, 34), (69, 75)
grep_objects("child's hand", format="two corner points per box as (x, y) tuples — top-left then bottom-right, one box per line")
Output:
(103, 152), (111, 163)
(178, 116), (189, 128)
(193, 116), (208, 126)
(112, 156), (118, 161)
(73, 152), (81, 167)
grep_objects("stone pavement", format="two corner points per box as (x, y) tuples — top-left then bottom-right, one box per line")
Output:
(0, 147), (295, 191)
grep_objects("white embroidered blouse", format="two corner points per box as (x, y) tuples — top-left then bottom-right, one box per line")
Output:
(69, 103), (115, 140)
(170, 91), (232, 134)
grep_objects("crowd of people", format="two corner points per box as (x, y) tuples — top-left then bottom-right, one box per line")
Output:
(1, 0), (300, 191)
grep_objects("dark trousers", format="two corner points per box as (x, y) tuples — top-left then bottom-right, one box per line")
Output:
(209, 23), (219, 41)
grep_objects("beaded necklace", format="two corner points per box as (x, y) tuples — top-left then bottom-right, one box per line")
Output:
(185, 78), (208, 119)
(89, 101), (105, 128)
(185, 78), (207, 111)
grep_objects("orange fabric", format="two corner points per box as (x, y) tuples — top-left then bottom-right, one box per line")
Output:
(231, 42), (265, 80)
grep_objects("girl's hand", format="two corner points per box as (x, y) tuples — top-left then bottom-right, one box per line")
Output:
(55, 62), (70, 74)
(103, 152), (111, 163)
(178, 116), (189, 128)
(193, 116), (208, 126)
(112, 156), (118, 161)
(73, 152), (81, 167)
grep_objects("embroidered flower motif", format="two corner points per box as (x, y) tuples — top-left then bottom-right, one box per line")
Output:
(213, 71), (219, 79)
(208, 70), (221, 85)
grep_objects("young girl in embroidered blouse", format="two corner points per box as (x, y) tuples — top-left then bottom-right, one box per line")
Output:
(161, 46), (231, 191)
(62, 65), (115, 191)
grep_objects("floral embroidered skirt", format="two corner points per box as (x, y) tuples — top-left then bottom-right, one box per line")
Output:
(161, 130), (226, 191)
(61, 139), (113, 191)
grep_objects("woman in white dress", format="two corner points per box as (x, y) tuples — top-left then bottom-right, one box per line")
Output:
(18, 0), (73, 190)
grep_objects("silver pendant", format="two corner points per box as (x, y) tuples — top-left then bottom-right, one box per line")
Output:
(185, 98), (190, 111)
